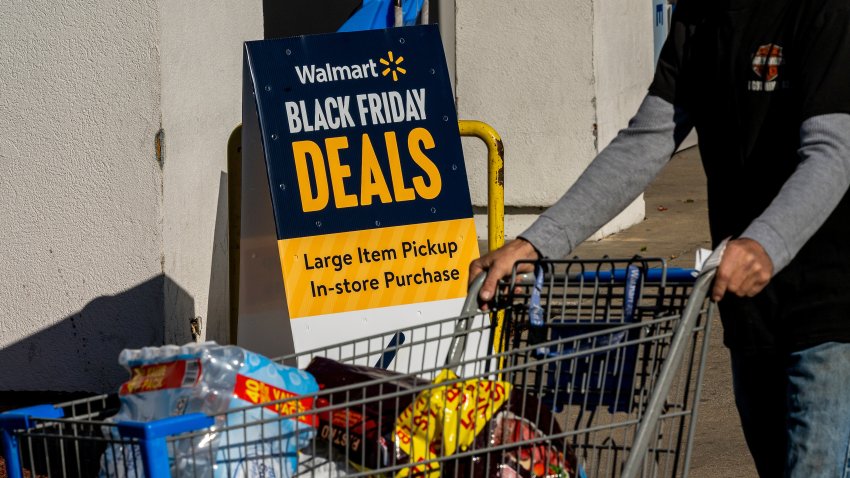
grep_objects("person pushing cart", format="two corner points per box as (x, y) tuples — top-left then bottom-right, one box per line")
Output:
(471, 0), (850, 475)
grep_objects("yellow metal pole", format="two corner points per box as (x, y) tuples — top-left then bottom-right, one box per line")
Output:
(227, 125), (243, 344)
(458, 120), (507, 359)
(457, 120), (505, 252)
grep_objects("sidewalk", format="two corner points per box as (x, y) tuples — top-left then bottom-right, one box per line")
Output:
(571, 146), (756, 477)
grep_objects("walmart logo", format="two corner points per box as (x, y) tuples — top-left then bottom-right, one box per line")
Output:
(292, 51), (408, 85)
(379, 51), (406, 82)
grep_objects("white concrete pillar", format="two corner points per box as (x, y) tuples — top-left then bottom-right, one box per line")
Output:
(455, 0), (655, 244)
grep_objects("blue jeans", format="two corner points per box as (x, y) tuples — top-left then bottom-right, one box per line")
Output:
(731, 342), (850, 477)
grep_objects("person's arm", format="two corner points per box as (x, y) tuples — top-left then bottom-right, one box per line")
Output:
(520, 95), (692, 259)
(712, 113), (850, 300)
(470, 94), (692, 302)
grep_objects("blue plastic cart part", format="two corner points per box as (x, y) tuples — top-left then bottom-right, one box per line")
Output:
(531, 265), (647, 413)
(579, 267), (697, 283)
(0, 405), (65, 478)
(115, 413), (215, 478)
(374, 331), (406, 369)
(116, 413), (215, 478)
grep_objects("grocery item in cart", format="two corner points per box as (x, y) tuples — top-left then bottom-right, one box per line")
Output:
(304, 357), (429, 470)
(305, 358), (578, 477)
(394, 370), (578, 478)
(441, 389), (580, 478)
(100, 342), (318, 478)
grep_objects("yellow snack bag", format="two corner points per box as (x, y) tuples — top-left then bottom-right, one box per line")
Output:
(394, 370), (512, 477)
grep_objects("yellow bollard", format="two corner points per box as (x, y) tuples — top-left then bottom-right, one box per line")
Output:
(457, 120), (505, 253)
(458, 120), (507, 358)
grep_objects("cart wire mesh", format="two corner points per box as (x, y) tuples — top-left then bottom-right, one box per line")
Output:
(1, 257), (715, 478)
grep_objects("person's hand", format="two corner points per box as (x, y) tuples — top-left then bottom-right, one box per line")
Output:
(711, 238), (773, 301)
(469, 238), (541, 308)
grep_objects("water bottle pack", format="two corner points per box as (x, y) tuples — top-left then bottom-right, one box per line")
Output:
(101, 342), (318, 478)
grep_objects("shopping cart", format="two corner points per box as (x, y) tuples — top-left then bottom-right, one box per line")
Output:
(0, 253), (719, 478)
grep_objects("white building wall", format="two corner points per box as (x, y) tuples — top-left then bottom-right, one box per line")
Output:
(594, 0), (654, 149)
(0, 0), (652, 392)
(590, 0), (655, 238)
(0, 0), (163, 391)
(159, 0), (263, 346)
(0, 0), (262, 392)
(455, 0), (653, 244)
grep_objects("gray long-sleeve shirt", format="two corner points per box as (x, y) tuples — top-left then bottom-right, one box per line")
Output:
(519, 94), (850, 274)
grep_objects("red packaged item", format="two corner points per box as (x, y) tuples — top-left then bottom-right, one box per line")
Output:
(305, 357), (428, 470)
(441, 389), (578, 478)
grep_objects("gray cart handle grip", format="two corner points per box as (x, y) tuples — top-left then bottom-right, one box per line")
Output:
(447, 271), (536, 369)
(461, 270), (535, 316)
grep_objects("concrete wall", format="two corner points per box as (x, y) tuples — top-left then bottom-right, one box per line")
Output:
(591, 0), (655, 237)
(0, 0), (262, 392)
(0, 0), (163, 391)
(456, 1), (654, 243)
(159, 0), (262, 346)
(0, 0), (652, 392)
(594, 0), (654, 149)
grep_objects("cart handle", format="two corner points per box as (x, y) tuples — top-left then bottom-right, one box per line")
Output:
(461, 269), (539, 315)
(461, 272), (488, 316)
(443, 273), (488, 369)
(451, 242), (726, 371)
(621, 240), (726, 478)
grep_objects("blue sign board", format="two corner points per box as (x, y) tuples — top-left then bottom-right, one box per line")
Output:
(239, 25), (481, 360)
(243, 25), (472, 240)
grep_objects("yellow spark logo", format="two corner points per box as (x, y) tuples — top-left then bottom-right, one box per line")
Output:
(379, 51), (406, 82)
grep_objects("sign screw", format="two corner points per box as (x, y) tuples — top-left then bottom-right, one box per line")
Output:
(279, 183), (286, 190)
(451, 164), (458, 171)
(285, 49), (292, 55)
(271, 134), (279, 140)
(264, 85), (272, 92)
(430, 68), (435, 75)
(375, 221), (381, 226)
(431, 207), (437, 214)
(316, 221), (322, 228)
(442, 116), (448, 122)
(399, 38), (406, 44)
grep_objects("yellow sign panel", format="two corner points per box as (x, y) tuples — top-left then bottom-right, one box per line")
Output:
(279, 218), (479, 318)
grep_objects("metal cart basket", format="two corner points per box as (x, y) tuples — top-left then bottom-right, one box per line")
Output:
(1, 255), (718, 478)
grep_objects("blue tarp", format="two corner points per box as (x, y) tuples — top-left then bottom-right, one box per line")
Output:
(338, 0), (425, 32)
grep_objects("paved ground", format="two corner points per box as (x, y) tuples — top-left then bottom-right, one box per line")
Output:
(571, 147), (757, 477)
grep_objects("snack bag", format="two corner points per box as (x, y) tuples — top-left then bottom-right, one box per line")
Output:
(394, 370), (578, 478)
(100, 342), (318, 478)
(391, 369), (512, 477)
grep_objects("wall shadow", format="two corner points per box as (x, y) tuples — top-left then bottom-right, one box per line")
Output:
(0, 275), (193, 394)
(206, 172), (230, 344)
(263, 0), (361, 38)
